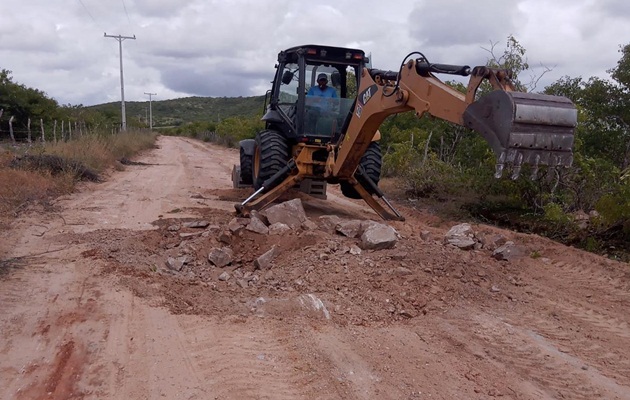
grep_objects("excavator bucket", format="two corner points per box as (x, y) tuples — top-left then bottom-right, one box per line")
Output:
(463, 91), (577, 179)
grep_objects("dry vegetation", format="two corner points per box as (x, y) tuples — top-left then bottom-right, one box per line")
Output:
(0, 131), (157, 224)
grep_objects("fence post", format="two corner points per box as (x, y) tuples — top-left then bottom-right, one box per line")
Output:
(68, 120), (72, 141)
(61, 120), (65, 142)
(53, 120), (57, 143)
(9, 116), (15, 143)
(40, 118), (45, 143)
(27, 118), (32, 143)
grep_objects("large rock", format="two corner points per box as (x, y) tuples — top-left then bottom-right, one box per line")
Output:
(444, 223), (477, 250)
(262, 199), (307, 229)
(208, 247), (234, 267)
(360, 223), (398, 250)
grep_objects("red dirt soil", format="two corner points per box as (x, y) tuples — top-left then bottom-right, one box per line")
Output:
(1, 136), (629, 399)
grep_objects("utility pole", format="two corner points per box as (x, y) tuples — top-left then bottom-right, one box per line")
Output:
(104, 33), (136, 131)
(144, 92), (157, 131)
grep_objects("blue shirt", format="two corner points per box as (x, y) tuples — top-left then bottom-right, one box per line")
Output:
(307, 86), (337, 98)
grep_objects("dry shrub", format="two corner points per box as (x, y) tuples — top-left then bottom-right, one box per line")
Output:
(0, 130), (157, 220)
(0, 169), (74, 217)
(45, 131), (157, 172)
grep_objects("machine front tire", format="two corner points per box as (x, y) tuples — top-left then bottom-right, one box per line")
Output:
(239, 147), (253, 185)
(253, 129), (290, 190)
(340, 141), (382, 199)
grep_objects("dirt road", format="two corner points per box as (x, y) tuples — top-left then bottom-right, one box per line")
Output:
(1, 136), (630, 399)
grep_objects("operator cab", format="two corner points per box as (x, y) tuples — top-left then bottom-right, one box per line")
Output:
(265, 44), (367, 144)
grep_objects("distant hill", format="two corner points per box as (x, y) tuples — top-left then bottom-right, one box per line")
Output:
(87, 95), (266, 127)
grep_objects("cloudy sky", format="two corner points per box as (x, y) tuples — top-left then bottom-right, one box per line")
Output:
(1, 0), (628, 106)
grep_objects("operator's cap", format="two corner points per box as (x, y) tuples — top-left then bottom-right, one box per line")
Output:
(317, 73), (328, 82)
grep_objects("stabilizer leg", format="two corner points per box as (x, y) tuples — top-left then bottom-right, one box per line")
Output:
(235, 173), (302, 216)
(350, 169), (405, 221)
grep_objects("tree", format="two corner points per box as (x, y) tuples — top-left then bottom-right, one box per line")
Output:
(0, 69), (63, 135)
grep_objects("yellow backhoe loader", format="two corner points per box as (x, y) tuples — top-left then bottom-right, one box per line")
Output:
(232, 45), (576, 221)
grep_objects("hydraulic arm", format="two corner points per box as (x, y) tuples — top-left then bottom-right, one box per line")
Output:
(334, 58), (576, 181)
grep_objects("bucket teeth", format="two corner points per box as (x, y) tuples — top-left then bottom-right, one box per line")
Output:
(495, 151), (506, 178)
(510, 153), (524, 180)
(530, 154), (541, 181)
(463, 90), (577, 179)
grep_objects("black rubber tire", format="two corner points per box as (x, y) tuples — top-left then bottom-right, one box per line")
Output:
(340, 141), (382, 199)
(239, 147), (253, 185)
(253, 130), (290, 190)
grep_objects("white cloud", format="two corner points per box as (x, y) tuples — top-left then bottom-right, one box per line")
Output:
(0, 0), (627, 106)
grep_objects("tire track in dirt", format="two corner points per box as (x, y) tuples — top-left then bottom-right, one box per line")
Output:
(496, 252), (630, 386)
(550, 258), (630, 302)
(550, 300), (630, 339)
(441, 311), (630, 399)
(516, 312), (630, 385)
(176, 317), (317, 399)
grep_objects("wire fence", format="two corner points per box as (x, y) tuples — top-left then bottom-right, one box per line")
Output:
(0, 108), (134, 145)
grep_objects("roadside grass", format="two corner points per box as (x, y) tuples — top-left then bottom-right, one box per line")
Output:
(0, 130), (157, 222)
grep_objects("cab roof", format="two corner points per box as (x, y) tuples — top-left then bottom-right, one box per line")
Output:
(278, 44), (366, 64)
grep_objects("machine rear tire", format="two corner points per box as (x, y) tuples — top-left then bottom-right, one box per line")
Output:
(239, 147), (253, 185)
(253, 130), (290, 190)
(340, 141), (382, 199)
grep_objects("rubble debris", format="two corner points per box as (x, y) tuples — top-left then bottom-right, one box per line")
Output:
(228, 217), (249, 233)
(218, 271), (230, 281)
(166, 256), (188, 272)
(480, 233), (508, 251)
(208, 247), (234, 267)
(318, 215), (343, 233)
(391, 251), (408, 261)
(336, 220), (364, 238)
(269, 223), (291, 235)
(298, 294), (331, 319)
(246, 216), (269, 235)
(444, 223), (477, 250)
(360, 222), (398, 250)
(183, 220), (210, 228)
(179, 231), (204, 239)
(301, 219), (318, 231)
(349, 245), (362, 255)
(254, 245), (279, 269)
(262, 199), (307, 229)
(492, 241), (526, 261)
(218, 230), (232, 244)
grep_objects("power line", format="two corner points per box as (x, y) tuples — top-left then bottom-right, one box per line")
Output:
(121, 0), (132, 25)
(77, 0), (103, 30)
